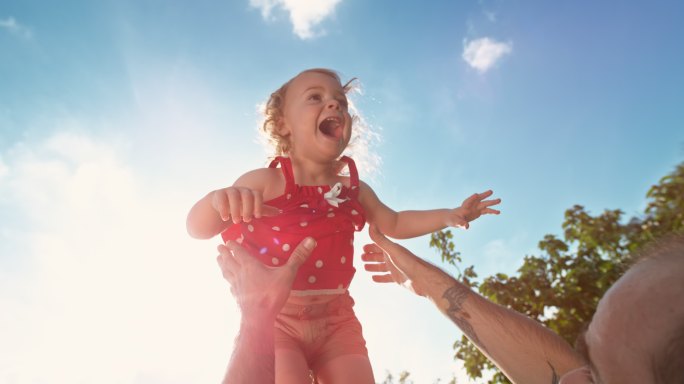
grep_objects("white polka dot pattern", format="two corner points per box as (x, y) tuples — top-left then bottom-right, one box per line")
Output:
(219, 155), (366, 292)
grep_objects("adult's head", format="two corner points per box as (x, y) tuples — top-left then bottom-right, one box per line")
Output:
(562, 235), (684, 384)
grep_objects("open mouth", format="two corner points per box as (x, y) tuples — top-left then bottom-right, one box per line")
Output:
(319, 117), (343, 139)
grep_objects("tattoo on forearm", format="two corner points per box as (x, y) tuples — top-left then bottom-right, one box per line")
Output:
(442, 285), (487, 353)
(547, 361), (559, 384)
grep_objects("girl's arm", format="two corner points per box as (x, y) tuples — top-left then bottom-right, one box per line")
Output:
(186, 168), (282, 239)
(359, 182), (500, 239)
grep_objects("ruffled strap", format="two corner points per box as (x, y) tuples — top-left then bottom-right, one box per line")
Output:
(339, 156), (360, 198)
(269, 156), (296, 195)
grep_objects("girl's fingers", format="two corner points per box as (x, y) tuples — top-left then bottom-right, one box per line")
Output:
(462, 193), (479, 206)
(261, 204), (281, 217)
(253, 191), (264, 219)
(214, 191), (231, 221)
(483, 208), (500, 215)
(239, 188), (254, 222)
(226, 188), (242, 224)
(481, 198), (502, 207)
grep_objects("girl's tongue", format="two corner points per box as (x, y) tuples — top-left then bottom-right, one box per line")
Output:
(319, 118), (342, 139)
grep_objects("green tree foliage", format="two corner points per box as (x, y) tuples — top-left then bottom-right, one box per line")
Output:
(381, 370), (413, 384)
(430, 162), (684, 383)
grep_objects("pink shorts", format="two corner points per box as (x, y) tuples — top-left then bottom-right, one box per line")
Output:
(274, 292), (368, 372)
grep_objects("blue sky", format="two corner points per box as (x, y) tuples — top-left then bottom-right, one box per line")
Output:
(1, 1), (683, 383)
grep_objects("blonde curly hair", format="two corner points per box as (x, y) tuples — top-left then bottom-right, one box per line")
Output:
(261, 68), (357, 157)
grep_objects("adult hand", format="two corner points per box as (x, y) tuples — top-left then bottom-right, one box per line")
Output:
(217, 237), (316, 319)
(362, 226), (434, 297)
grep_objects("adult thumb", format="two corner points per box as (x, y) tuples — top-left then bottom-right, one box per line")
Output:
(369, 225), (416, 273)
(287, 237), (316, 271)
(369, 225), (394, 250)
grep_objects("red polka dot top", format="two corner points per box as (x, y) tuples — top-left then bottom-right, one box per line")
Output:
(221, 156), (366, 293)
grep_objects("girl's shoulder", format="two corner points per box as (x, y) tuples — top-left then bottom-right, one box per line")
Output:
(234, 167), (285, 199)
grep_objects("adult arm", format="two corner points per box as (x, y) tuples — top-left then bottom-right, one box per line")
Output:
(216, 237), (316, 384)
(363, 227), (585, 384)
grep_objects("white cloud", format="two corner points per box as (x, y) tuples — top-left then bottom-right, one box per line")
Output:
(0, 17), (32, 39)
(484, 11), (497, 23)
(0, 156), (8, 178)
(462, 37), (512, 73)
(0, 131), (239, 383)
(249, 0), (343, 39)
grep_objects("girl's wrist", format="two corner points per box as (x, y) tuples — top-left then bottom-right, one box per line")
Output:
(446, 208), (465, 227)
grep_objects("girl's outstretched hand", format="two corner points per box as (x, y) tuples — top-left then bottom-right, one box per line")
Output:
(448, 190), (501, 229)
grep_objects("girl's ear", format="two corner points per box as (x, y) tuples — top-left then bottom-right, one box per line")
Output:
(275, 117), (290, 136)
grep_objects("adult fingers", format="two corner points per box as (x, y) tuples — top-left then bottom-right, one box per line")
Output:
(364, 263), (389, 272)
(368, 226), (408, 256)
(225, 240), (257, 267)
(368, 226), (394, 250)
(286, 237), (316, 271)
(368, 226), (418, 274)
(361, 252), (385, 263)
(217, 243), (240, 267)
(216, 246), (237, 283)
(362, 243), (384, 254)
(372, 274), (394, 283)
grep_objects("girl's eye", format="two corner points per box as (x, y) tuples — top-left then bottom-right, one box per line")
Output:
(308, 93), (322, 101)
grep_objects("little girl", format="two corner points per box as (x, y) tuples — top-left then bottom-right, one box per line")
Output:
(187, 68), (500, 384)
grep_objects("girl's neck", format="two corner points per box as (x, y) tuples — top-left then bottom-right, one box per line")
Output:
(288, 155), (340, 186)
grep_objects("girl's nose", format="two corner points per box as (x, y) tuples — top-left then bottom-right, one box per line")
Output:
(326, 99), (340, 110)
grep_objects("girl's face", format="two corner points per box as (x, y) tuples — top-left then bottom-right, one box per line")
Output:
(278, 71), (352, 163)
